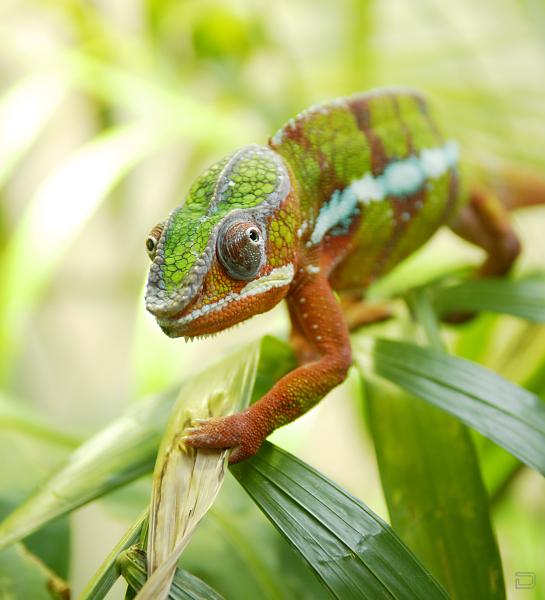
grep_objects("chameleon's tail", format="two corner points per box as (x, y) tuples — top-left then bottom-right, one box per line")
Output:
(480, 164), (545, 211)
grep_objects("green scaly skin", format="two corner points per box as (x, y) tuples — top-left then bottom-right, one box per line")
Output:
(145, 88), (527, 463)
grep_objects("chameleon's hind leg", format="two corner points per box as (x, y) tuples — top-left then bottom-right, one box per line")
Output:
(339, 292), (393, 333)
(450, 187), (521, 277)
(446, 187), (521, 322)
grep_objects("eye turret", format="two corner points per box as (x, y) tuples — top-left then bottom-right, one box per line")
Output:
(217, 218), (265, 280)
(146, 223), (164, 260)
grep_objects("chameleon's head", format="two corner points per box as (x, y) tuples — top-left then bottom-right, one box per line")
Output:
(145, 145), (298, 338)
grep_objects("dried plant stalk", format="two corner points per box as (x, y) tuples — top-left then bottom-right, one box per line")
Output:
(136, 341), (261, 600)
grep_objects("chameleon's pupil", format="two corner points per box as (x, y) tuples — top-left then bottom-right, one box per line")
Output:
(248, 229), (259, 242)
(146, 238), (155, 252)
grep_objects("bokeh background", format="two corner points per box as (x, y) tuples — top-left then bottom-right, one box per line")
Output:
(1, 0), (545, 598)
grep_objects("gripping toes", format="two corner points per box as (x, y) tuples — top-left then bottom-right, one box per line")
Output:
(184, 411), (264, 464)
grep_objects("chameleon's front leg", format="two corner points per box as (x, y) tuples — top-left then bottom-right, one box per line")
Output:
(185, 274), (352, 463)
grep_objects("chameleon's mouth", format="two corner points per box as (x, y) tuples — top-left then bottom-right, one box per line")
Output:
(155, 264), (295, 338)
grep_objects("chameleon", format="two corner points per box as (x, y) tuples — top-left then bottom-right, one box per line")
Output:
(144, 88), (542, 463)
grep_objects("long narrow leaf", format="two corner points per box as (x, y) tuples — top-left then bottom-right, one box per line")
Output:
(0, 392), (80, 449)
(431, 274), (545, 322)
(0, 338), (294, 551)
(360, 339), (545, 476)
(0, 543), (69, 600)
(118, 545), (225, 600)
(79, 511), (147, 600)
(232, 442), (449, 600)
(0, 389), (176, 550)
(365, 377), (504, 599)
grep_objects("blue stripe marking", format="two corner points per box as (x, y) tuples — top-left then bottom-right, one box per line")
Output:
(310, 141), (458, 244)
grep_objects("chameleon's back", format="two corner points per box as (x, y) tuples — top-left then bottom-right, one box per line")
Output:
(269, 89), (462, 290)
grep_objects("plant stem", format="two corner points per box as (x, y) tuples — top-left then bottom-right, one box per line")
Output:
(406, 288), (445, 351)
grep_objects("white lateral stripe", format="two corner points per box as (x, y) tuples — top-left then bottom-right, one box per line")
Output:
(161, 264), (294, 326)
(310, 140), (458, 245)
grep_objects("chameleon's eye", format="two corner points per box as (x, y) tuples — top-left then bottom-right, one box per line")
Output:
(146, 223), (164, 260)
(217, 218), (265, 280)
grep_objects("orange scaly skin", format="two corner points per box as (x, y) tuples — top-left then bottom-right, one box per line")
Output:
(144, 88), (541, 463)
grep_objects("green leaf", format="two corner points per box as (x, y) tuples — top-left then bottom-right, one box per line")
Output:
(0, 389), (176, 550)
(0, 407), (73, 579)
(250, 336), (296, 403)
(0, 392), (80, 449)
(24, 518), (71, 583)
(0, 338), (294, 550)
(365, 377), (505, 599)
(0, 543), (69, 600)
(363, 338), (545, 475)
(391, 288), (508, 587)
(118, 545), (225, 600)
(526, 354), (545, 402)
(182, 474), (325, 600)
(431, 274), (545, 322)
(79, 511), (147, 600)
(231, 442), (449, 600)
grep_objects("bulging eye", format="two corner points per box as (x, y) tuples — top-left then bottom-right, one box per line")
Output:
(146, 223), (164, 260)
(217, 218), (265, 280)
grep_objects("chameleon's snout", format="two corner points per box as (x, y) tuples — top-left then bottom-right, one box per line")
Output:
(145, 287), (199, 337)
(145, 293), (190, 319)
(144, 240), (209, 323)
(144, 262), (200, 323)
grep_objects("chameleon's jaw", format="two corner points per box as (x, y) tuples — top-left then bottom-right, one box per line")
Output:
(154, 264), (295, 338)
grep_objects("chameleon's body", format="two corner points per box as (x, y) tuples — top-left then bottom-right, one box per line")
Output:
(145, 88), (526, 462)
(269, 90), (461, 291)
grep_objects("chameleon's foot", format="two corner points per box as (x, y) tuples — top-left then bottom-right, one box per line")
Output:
(184, 411), (265, 464)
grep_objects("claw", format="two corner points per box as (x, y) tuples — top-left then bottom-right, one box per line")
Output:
(183, 427), (200, 435)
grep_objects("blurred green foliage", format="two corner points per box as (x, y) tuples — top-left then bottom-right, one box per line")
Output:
(1, 0), (545, 598)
